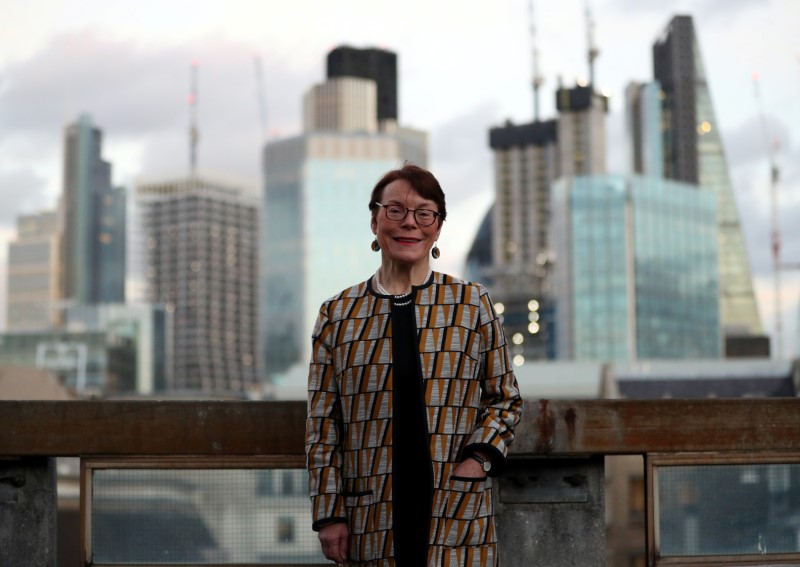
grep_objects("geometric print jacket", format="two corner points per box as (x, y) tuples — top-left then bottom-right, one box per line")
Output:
(306, 272), (523, 566)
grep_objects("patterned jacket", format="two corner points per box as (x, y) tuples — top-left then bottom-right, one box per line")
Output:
(306, 272), (523, 566)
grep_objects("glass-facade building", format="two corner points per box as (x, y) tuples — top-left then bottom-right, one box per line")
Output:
(262, 132), (425, 379)
(61, 114), (126, 305)
(551, 175), (720, 360)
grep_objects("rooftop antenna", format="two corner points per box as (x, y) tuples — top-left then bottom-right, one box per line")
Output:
(585, 0), (599, 88)
(254, 55), (268, 145)
(528, 0), (545, 121)
(189, 61), (199, 177)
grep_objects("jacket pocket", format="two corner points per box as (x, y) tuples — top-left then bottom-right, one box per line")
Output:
(442, 476), (485, 522)
(434, 476), (490, 548)
(342, 479), (374, 536)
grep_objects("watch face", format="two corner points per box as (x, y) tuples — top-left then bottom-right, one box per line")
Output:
(482, 460), (491, 472)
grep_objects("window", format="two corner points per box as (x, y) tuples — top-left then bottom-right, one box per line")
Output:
(647, 453), (800, 565)
(82, 457), (323, 565)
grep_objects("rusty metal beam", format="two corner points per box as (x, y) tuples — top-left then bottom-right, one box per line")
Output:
(0, 401), (307, 457)
(513, 398), (800, 455)
(1, 399), (799, 457)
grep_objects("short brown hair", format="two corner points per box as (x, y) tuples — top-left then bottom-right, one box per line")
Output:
(369, 163), (447, 225)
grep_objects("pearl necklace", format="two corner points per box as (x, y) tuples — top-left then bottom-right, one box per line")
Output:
(374, 268), (432, 298)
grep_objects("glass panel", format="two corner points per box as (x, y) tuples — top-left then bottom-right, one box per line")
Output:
(92, 468), (325, 564)
(657, 463), (800, 557)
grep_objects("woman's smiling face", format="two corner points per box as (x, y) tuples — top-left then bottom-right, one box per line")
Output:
(371, 179), (441, 269)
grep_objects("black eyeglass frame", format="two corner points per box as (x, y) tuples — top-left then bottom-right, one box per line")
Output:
(374, 202), (442, 227)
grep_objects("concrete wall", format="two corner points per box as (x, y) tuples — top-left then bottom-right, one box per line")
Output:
(0, 458), (56, 567)
(496, 457), (605, 566)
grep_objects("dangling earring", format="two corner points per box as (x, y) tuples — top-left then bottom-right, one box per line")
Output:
(371, 238), (381, 252)
(431, 242), (440, 259)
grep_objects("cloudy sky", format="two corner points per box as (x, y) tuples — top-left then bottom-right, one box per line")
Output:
(2, 0), (799, 355)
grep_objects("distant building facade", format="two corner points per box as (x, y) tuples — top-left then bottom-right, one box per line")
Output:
(651, 16), (761, 338)
(262, 47), (427, 379)
(0, 329), (116, 394)
(551, 174), (720, 360)
(61, 114), (126, 305)
(6, 210), (61, 330)
(65, 303), (170, 394)
(136, 176), (259, 394)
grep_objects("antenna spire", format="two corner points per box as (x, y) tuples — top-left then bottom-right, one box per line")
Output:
(529, 0), (545, 121)
(189, 62), (199, 177)
(585, 0), (599, 87)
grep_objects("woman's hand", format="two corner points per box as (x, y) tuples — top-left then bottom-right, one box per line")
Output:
(318, 522), (349, 564)
(452, 456), (488, 479)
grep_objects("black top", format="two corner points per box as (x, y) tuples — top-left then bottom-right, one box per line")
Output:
(391, 294), (433, 565)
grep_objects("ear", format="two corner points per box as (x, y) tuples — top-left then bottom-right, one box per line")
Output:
(371, 216), (378, 235)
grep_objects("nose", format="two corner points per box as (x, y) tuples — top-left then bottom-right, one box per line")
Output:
(400, 209), (418, 227)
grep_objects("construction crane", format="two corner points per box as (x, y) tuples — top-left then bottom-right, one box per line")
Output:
(752, 72), (783, 357)
(528, 0), (545, 121)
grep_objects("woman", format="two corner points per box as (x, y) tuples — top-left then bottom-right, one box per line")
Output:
(306, 164), (523, 566)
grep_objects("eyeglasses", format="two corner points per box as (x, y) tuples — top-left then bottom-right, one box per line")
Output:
(375, 203), (441, 226)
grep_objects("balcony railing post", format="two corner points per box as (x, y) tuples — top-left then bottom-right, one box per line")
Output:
(0, 457), (57, 567)
(496, 456), (605, 566)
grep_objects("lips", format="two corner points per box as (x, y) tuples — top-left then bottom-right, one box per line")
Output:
(395, 237), (420, 244)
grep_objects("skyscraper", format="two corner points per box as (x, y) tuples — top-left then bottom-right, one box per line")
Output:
(61, 114), (126, 305)
(136, 176), (259, 394)
(652, 15), (762, 338)
(262, 47), (427, 379)
(6, 210), (61, 330)
(327, 46), (398, 127)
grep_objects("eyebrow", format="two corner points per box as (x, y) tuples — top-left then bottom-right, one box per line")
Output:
(383, 198), (436, 208)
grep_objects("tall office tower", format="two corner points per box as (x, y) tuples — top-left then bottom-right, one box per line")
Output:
(551, 175), (721, 360)
(6, 210), (61, 330)
(61, 114), (126, 305)
(136, 176), (259, 394)
(326, 46), (398, 129)
(262, 52), (427, 379)
(477, 85), (609, 362)
(653, 15), (762, 339)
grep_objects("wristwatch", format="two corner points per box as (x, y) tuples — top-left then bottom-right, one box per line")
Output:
(471, 453), (492, 473)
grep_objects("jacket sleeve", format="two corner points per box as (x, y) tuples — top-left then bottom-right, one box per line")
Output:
(463, 284), (524, 475)
(305, 302), (346, 530)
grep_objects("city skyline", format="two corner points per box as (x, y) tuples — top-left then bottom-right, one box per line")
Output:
(1, 0), (799, 355)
